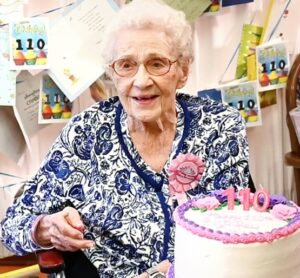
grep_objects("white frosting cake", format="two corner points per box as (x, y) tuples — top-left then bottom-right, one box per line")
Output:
(170, 191), (300, 278)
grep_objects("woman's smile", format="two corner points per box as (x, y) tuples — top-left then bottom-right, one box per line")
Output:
(132, 95), (159, 105)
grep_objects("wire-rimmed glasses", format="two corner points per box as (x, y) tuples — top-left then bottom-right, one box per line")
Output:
(110, 56), (178, 77)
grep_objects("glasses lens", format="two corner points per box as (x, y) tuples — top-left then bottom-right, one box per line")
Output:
(114, 59), (137, 76)
(146, 57), (170, 75)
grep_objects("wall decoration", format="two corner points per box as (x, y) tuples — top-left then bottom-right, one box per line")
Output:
(256, 40), (289, 92)
(48, 0), (117, 102)
(163, 0), (211, 22)
(221, 81), (262, 127)
(259, 90), (277, 108)
(235, 24), (263, 79)
(9, 17), (49, 70)
(197, 88), (222, 102)
(222, 0), (253, 7)
(39, 75), (73, 124)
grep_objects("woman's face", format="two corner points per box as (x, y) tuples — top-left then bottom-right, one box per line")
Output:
(110, 28), (188, 123)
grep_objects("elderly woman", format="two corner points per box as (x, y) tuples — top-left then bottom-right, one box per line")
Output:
(0, 0), (250, 277)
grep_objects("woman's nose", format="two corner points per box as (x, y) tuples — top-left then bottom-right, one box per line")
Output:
(132, 64), (153, 87)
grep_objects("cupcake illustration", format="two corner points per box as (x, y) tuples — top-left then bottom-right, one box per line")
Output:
(42, 95), (52, 119)
(62, 96), (72, 119)
(269, 70), (279, 85)
(247, 109), (258, 122)
(278, 70), (288, 84)
(62, 104), (72, 119)
(13, 50), (26, 65)
(259, 73), (269, 87)
(52, 94), (62, 119)
(36, 50), (47, 65)
(25, 50), (37, 65)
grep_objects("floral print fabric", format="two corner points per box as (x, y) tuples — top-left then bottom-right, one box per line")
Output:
(0, 93), (249, 277)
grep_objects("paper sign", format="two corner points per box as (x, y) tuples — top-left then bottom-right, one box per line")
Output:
(221, 81), (262, 127)
(256, 41), (289, 92)
(9, 17), (49, 70)
(222, 0), (253, 6)
(0, 25), (16, 106)
(235, 24), (263, 79)
(39, 75), (73, 124)
(259, 90), (277, 108)
(163, 0), (211, 22)
(48, 0), (117, 102)
(14, 71), (47, 153)
(197, 88), (222, 102)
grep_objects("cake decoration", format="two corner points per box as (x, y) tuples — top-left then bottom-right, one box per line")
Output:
(168, 153), (205, 205)
(193, 196), (220, 210)
(170, 188), (300, 278)
(271, 204), (297, 221)
(173, 189), (300, 244)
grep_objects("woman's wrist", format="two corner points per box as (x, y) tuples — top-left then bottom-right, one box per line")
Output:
(31, 214), (53, 249)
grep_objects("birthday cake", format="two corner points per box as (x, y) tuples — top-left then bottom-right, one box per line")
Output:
(169, 190), (300, 278)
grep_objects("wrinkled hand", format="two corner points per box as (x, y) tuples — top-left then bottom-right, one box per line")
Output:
(35, 207), (95, 251)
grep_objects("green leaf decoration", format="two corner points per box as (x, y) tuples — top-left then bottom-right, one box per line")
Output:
(214, 206), (223, 210)
(221, 202), (228, 208)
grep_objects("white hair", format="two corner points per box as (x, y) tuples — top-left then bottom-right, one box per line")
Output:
(101, 0), (193, 66)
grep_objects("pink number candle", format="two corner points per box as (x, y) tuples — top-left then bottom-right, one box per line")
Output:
(224, 187), (235, 210)
(253, 189), (270, 212)
(240, 188), (251, 211)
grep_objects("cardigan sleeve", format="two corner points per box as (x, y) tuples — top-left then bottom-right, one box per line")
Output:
(0, 116), (93, 255)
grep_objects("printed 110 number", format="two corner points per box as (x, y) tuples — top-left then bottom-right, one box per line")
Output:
(261, 59), (286, 73)
(228, 99), (255, 111)
(15, 38), (45, 51)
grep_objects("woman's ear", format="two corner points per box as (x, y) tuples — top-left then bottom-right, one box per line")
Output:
(176, 60), (190, 89)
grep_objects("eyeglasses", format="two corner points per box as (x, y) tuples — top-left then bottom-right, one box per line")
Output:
(110, 57), (178, 77)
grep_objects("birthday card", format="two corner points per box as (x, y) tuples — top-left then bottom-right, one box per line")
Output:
(220, 81), (262, 127)
(197, 88), (222, 102)
(235, 24), (263, 80)
(256, 40), (289, 92)
(9, 17), (49, 70)
(13, 71), (47, 154)
(163, 0), (211, 22)
(48, 0), (117, 101)
(39, 75), (73, 124)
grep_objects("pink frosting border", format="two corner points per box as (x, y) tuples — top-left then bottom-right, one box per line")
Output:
(173, 197), (300, 244)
